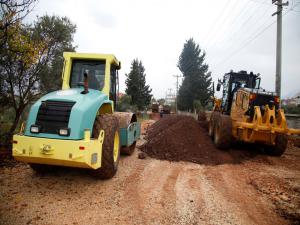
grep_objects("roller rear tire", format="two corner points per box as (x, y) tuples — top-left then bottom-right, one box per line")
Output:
(121, 141), (136, 155)
(91, 114), (120, 179)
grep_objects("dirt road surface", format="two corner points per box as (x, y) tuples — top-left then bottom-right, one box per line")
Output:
(0, 124), (299, 225)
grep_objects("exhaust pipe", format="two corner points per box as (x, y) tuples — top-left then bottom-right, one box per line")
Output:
(81, 72), (89, 94)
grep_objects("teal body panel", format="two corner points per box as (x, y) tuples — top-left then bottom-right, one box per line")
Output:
(120, 122), (141, 146)
(24, 88), (112, 140)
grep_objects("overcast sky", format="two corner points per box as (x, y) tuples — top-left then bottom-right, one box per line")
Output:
(27, 0), (300, 99)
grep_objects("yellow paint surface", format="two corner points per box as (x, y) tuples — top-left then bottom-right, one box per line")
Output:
(13, 130), (105, 169)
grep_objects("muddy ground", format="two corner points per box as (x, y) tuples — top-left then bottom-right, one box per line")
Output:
(0, 118), (299, 225)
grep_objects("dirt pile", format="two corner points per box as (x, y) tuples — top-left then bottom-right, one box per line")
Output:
(140, 120), (156, 135)
(141, 115), (233, 165)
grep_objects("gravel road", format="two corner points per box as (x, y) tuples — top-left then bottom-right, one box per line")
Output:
(0, 136), (299, 225)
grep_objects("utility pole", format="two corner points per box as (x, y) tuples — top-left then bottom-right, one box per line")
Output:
(173, 75), (182, 113)
(272, 0), (288, 99)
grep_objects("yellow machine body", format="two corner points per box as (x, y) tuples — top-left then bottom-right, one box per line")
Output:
(13, 129), (105, 169)
(224, 89), (300, 145)
(12, 52), (119, 169)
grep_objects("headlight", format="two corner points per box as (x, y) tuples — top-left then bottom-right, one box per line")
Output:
(58, 128), (70, 136)
(30, 125), (40, 133)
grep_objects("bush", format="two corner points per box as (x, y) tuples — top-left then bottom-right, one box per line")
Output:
(282, 105), (300, 114)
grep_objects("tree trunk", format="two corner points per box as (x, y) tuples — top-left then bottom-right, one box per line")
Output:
(4, 108), (22, 146)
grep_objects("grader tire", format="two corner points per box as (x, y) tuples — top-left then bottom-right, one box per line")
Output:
(208, 112), (220, 137)
(91, 114), (120, 179)
(213, 115), (232, 150)
(266, 134), (288, 156)
(121, 141), (136, 155)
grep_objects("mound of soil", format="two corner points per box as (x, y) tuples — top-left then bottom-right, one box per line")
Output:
(141, 115), (234, 165)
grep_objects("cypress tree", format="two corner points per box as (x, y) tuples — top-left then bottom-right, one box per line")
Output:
(177, 38), (212, 111)
(125, 59), (152, 110)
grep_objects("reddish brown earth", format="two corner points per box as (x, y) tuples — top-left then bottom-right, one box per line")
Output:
(0, 117), (299, 225)
(142, 115), (260, 165)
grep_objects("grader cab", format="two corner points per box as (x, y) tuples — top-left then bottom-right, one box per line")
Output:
(12, 52), (140, 178)
(209, 70), (300, 156)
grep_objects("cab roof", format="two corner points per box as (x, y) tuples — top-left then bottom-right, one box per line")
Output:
(63, 52), (120, 68)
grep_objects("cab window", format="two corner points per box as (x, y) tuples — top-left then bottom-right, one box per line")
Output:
(110, 65), (118, 107)
(70, 60), (105, 90)
(242, 93), (248, 109)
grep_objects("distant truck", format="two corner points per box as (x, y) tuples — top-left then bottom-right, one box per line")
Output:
(151, 102), (159, 113)
(162, 104), (171, 114)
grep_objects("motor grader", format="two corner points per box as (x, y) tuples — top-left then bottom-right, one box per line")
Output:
(209, 70), (300, 156)
(12, 52), (140, 179)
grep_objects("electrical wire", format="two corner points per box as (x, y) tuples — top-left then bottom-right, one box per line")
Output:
(202, 0), (232, 46)
(209, 2), (273, 62)
(206, 0), (242, 48)
(248, 0), (272, 6)
(212, 4), (297, 69)
(206, 0), (273, 64)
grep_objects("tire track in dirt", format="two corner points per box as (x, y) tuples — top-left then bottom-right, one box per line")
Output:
(201, 164), (288, 225)
(116, 155), (148, 225)
(174, 164), (207, 225)
(135, 160), (176, 225)
(197, 166), (247, 225)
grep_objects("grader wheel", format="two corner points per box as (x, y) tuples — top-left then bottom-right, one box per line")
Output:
(208, 112), (220, 137)
(213, 115), (232, 150)
(91, 114), (120, 179)
(265, 134), (288, 156)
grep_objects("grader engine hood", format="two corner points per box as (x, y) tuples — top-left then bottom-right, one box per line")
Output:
(24, 88), (112, 140)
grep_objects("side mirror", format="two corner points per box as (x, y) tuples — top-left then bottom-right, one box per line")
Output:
(116, 61), (121, 70)
(216, 83), (221, 91)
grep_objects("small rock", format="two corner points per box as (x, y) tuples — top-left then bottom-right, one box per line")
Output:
(138, 152), (146, 159)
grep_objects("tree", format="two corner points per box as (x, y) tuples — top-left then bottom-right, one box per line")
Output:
(157, 98), (165, 106)
(177, 38), (212, 111)
(117, 94), (132, 112)
(0, 0), (37, 113)
(0, 0), (37, 48)
(0, 13), (76, 144)
(32, 15), (76, 93)
(125, 59), (152, 110)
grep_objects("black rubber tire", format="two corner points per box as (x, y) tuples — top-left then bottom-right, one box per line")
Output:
(213, 114), (232, 150)
(265, 134), (288, 156)
(91, 114), (120, 179)
(197, 111), (206, 122)
(29, 163), (55, 174)
(208, 112), (220, 138)
(121, 141), (136, 155)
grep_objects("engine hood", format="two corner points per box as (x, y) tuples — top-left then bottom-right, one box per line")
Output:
(242, 88), (277, 96)
(24, 88), (112, 140)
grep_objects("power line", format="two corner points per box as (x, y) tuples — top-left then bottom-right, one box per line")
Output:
(289, 0), (300, 12)
(213, 6), (295, 70)
(228, 2), (271, 42)
(206, 0), (271, 63)
(209, 2), (273, 62)
(173, 74), (182, 113)
(203, 0), (232, 46)
(206, 0), (241, 48)
(249, 0), (272, 6)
